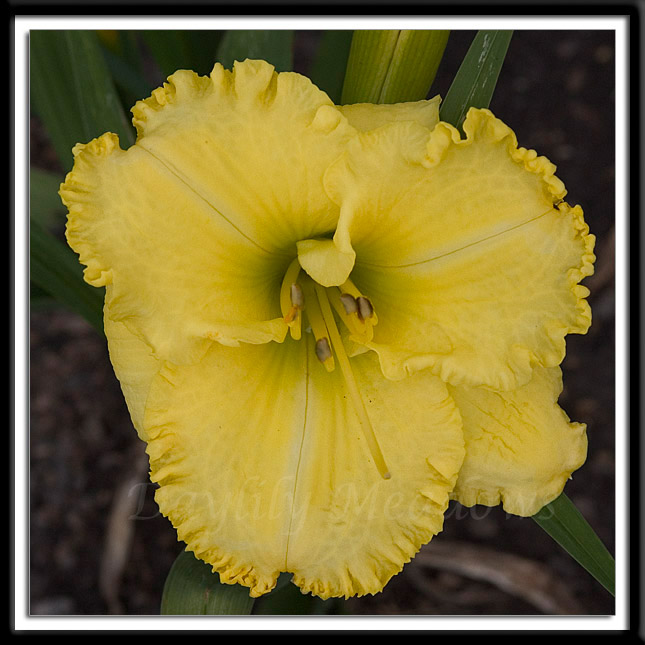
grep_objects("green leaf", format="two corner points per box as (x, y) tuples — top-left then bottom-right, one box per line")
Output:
(100, 44), (154, 106)
(439, 30), (513, 131)
(308, 30), (354, 104)
(341, 30), (450, 105)
(141, 31), (224, 79)
(532, 493), (615, 596)
(161, 551), (255, 615)
(112, 31), (145, 75)
(30, 167), (66, 230)
(30, 218), (104, 334)
(30, 30), (134, 171)
(217, 30), (294, 72)
(30, 282), (57, 310)
(252, 575), (314, 615)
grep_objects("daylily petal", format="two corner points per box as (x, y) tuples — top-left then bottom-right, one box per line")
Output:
(131, 59), (357, 253)
(325, 108), (595, 390)
(103, 294), (161, 440)
(142, 336), (464, 599)
(61, 131), (289, 365)
(287, 341), (464, 599)
(296, 237), (355, 287)
(339, 96), (440, 132)
(448, 365), (587, 516)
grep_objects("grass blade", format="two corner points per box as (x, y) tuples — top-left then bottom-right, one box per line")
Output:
(30, 30), (134, 171)
(217, 30), (294, 72)
(161, 551), (255, 615)
(30, 218), (104, 334)
(341, 30), (450, 105)
(439, 30), (513, 130)
(308, 30), (354, 104)
(532, 493), (615, 596)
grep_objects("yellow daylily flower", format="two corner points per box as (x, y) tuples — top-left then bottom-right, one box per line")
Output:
(60, 59), (594, 600)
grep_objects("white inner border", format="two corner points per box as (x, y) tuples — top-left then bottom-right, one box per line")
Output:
(14, 14), (628, 632)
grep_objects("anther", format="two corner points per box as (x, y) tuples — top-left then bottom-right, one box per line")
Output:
(280, 258), (304, 339)
(290, 283), (304, 308)
(314, 283), (391, 480)
(339, 293), (358, 315)
(356, 296), (374, 321)
(315, 337), (332, 363)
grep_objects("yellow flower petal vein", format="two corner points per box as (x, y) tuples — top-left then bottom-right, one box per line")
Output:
(325, 108), (595, 390)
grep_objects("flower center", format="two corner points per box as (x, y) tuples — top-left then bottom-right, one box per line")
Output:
(279, 258), (390, 480)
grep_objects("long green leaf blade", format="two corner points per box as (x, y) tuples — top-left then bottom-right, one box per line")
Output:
(161, 551), (255, 615)
(439, 30), (513, 130)
(30, 218), (104, 333)
(216, 30), (294, 72)
(141, 30), (193, 78)
(30, 30), (134, 171)
(141, 30), (224, 78)
(341, 30), (450, 105)
(30, 167), (66, 230)
(308, 30), (354, 104)
(100, 44), (153, 105)
(533, 493), (615, 596)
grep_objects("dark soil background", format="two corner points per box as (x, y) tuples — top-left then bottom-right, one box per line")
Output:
(29, 29), (616, 616)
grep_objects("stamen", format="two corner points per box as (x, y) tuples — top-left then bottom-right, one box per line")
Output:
(301, 279), (335, 372)
(339, 277), (363, 300)
(356, 296), (374, 321)
(313, 283), (391, 480)
(284, 283), (304, 324)
(280, 258), (303, 340)
(328, 288), (374, 345)
(339, 293), (358, 315)
(290, 283), (304, 308)
(340, 277), (379, 327)
(315, 337), (332, 363)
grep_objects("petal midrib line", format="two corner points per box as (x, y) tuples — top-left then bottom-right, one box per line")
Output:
(138, 143), (292, 259)
(357, 207), (556, 269)
(284, 337), (311, 572)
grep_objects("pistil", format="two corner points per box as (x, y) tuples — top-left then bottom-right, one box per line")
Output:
(313, 283), (391, 480)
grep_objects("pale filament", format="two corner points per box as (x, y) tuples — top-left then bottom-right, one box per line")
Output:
(313, 282), (391, 480)
(279, 259), (390, 479)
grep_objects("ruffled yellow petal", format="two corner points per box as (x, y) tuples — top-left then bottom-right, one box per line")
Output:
(61, 130), (289, 365)
(131, 59), (356, 253)
(325, 108), (595, 390)
(448, 365), (587, 516)
(287, 340), (464, 599)
(103, 293), (161, 440)
(142, 336), (463, 599)
(338, 96), (440, 132)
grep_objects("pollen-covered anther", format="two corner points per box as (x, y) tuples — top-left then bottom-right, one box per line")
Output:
(291, 283), (304, 308)
(314, 283), (391, 480)
(356, 296), (374, 321)
(315, 337), (333, 363)
(339, 293), (358, 315)
(280, 258), (304, 339)
(284, 283), (304, 323)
